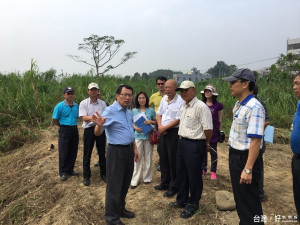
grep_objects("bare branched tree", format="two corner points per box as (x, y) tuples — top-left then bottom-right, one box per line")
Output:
(68, 34), (137, 76)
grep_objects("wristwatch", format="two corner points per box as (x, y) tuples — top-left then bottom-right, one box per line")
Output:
(243, 168), (252, 174)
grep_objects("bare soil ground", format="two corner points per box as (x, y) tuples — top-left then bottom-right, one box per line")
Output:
(0, 126), (298, 225)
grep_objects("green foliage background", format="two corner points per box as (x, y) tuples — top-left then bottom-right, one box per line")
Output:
(0, 60), (298, 152)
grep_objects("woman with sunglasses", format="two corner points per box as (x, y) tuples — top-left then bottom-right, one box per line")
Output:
(130, 91), (156, 189)
(201, 84), (224, 180)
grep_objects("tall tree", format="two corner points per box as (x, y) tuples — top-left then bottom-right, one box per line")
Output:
(206, 61), (237, 78)
(68, 34), (137, 77)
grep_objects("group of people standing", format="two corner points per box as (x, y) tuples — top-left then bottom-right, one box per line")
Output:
(52, 69), (300, 225)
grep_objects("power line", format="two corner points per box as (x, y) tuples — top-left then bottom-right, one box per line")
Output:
(236, 56), (279, 67)
(175, 56), (280, 72)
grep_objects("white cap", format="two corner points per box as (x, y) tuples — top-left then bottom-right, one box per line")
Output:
(88, 82), (99, 90)
(176, 80), (195, 91)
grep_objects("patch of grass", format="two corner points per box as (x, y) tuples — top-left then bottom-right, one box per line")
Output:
(7, 202), (33, 224)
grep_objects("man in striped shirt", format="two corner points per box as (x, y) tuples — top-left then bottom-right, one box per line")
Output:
(223, 69), (265, 225)
(169, 81), (212, 218)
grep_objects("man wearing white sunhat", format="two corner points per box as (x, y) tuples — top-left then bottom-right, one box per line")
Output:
(169, 80), (212, 219)
(79, 82), (107, 186)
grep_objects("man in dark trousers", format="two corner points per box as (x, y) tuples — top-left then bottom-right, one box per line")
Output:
(169, 81), (212, 218)
(291, 72), (300, 221)
(79, 82), (107, 186)
(223, 69), (265, 225)
(92, 84), (140, 225)
(52, 86), (79, 181)
(155, 79), (184, 197)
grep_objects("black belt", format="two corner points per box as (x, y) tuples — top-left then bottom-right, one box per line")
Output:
(60, 125), (77, 128)
(294, 153), (300, 159)
(179, 136), (205, 142)
(229, 146), (249, 155)
(109, 143), (134, 148)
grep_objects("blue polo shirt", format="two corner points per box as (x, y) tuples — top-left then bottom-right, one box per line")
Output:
(52, 100), (79, 126)
(291, 101), (300, 154)
(102, 101), (135, 145)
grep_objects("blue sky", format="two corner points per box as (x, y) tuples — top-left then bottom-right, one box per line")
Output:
(1, 0), (299, 76)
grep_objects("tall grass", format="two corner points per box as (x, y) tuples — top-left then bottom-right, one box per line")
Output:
(0, 68), (298, 152)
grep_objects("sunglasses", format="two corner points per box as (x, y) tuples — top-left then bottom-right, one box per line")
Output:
(66, 92), (74, 95)
(157, 83), (165, 86)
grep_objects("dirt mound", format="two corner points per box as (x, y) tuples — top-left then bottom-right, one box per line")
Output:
(0, 127), (297, 224)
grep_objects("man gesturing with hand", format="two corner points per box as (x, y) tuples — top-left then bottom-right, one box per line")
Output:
(92, 84), (140, 225)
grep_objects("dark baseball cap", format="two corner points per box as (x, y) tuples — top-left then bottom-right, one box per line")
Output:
(223, 69), (255, 82)
(63, 86), (75, 93)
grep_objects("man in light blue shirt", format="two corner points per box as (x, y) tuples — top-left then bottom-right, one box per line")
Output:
(291, 72), (300, 220)
(92, 84), (139, 225)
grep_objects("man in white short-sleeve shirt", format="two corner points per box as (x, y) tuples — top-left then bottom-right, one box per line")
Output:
(154, 79), (184, 198)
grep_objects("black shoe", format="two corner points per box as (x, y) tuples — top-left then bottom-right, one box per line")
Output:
(121, 209), (135, 218)
(60, 175), (68, 181)
(154, 185), (168, 191)
(83, 178), (90, 186)
(180, 210), (196, 219)
(100, 174), (107, 183)
(164, 190), (177, 197)
(130, 185), (137, 189)
(116, 222), (125, 225)
(169, 201), (185, 208)
(94, 162), (99, 167)
(69, 171), (79, 176)
(259, 196), (266, 201)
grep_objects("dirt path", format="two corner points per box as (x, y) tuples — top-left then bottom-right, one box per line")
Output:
(0, 127), (298, 225)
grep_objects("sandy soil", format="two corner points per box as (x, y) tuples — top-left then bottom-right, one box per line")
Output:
(0, 126), (298, 225)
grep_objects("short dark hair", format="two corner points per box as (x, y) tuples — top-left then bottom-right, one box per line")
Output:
(202, 93), (218, 104)
(239, 79), (255, 92)
(253, 83), (259, 96)
(116, 84), (133, 94)
(296, 72), (300, 77)
(156, 76), (167, 84)
(135, 91), (149, 108)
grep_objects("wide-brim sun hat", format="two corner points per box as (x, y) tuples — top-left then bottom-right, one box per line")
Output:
(201, 84), (218, 96)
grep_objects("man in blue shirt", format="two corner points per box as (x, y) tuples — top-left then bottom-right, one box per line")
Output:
(223, 69), (265, 225)
(291, 72), (300, 220)
(52, 87), (79, 182)
(92, 84), (140, 225)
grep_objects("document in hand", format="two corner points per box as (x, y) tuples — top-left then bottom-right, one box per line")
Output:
(264, 125), (274, 144)
(135, 116), (153, 135)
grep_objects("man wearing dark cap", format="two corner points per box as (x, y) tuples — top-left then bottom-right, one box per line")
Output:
(223, 69), (265, 224)
(52, 87), (79, 181)
(79, 82), (107, 186)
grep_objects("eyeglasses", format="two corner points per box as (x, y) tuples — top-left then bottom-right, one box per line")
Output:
(157, 83), (165, 86)
(66, 92), (74, 95)
(119, 93), (133, 98)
